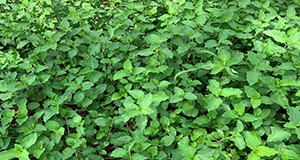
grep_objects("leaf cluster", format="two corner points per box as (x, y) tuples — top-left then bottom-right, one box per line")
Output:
(1, 0), (300, 159)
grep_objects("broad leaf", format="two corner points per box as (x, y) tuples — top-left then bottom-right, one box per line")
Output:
(244, 131), (261, 150)
(255, 146), (279, 157)
(128, 90), (145, 99)
(178, 137), (196, 159)
(263, 30), (288, 43)
(138, 93), (152, 108)
(221, 88), (243, 97)
(162, 135), (175, 146)
(87, 57), (98, 69)
(111, 148), (128, 157)
(246, 70), (261, 86)
(232, 135), (245, 150)
(184, 92), (197, 100)
(240, 113), (257, 122)
(267, 128), (291, 142)
(206, 94), (223, 111)
(20, 133), (37, 149)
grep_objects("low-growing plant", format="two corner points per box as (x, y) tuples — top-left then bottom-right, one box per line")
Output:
(1, 0), (300, 159)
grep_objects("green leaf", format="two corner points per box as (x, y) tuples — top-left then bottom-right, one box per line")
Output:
(138, 49), (153, 56)
(158, 81), (171, 88)
(251, 98), (261, 109)
(247, 51), (265, 65)
(184, 92), (197, 100)
(132, 153), (147, 160)
(222, 11), (234, 22)
(38, 74), (51, 83)
(270, 91), (289, 107)
(162, 135), (175, 146)
(236, 120), (244, 132)
(94, 117), (108, 127)
(178, 137), (196, 159)
(263, 30), (288, 43)
(111, 148), (128, 158)
(138, 93), (152, 108)
(147, 146), (158, 157)
(17, 41), (29, 49)
(222, 110), (238, 119)
(160, 116), (170, 126)
(149, 57), (159, 67)
(211, 62), (225, 75)
(221, 88), (243, 97)
(197, 148), (216, 160)
(141, 105), (154, 115)
(193, 115), (210, 126)
(0, 0), (6, 4)
(35, 65), (47, 73)
(161, 47), (173, 58)
(277, 62), (296, 70)
(88, 71), (102, 83)
(74, 91), (85, 102)
(170, 94), (183, 103)
(58, 44), (70, 52)
(240, 113), (257, 122)
(289, 32), (300, 44)
(89, 43), (100, 55)
(16, 148), (30, 160)
(68, 49), (78, 58)
(0, 149), (17, 159)
(246, 70), (261, 86)
(287, 107), (300, 123)
(280, 79), (300, 87)
(248, 151), (261, 160)
(244, 86), (260, 99)
(218, 49), (230, 62)
(33, 148), (45, 159)
(113, 70), (128, 80)
(177, 44), (191, 54)
(17, 103), (28, 116)
(136, 115), (147, 130)
(153, 91), (169, 103)
(260, 76), (277, 91)
(123, 59), (133, 72)
(287, 6), (296, 18)
(87, 57), (98, 69)
(255, 146), (279, 157)
(95, 84), (107, 93)
(60, 18), (70, 30)
(238, 0), (250, 8)
(45, 120), (59, 131)
(20, 133), (37, 149)
(267, 128), (291, 142)
(61, 147), (76, 160)
(182, 102), (194, 111)
(244, 131), (261, 150)
(207, 79), (222, 96)
(128, 90), (145, 99)
(82, 98), (93, 107)
(205, 40), (218, 48)
(81, 81), (94, 90)
(0, 92), (13, 101)
(52, 32), (65, 42)
(281, 149), (299, 159)
(111, 93), (122, 100)
(232, 135), (245, 150)
(206, 94), (222, 111)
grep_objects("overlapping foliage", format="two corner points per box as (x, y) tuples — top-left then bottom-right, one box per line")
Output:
(1, 0), (300, 159)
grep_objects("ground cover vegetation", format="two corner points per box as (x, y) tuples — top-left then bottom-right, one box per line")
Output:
(1, 0), (300, 159)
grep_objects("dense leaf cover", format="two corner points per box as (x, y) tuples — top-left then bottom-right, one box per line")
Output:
(1, 0), (300, 159)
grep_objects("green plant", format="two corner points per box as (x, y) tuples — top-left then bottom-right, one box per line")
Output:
(1, 0), (300, 159)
